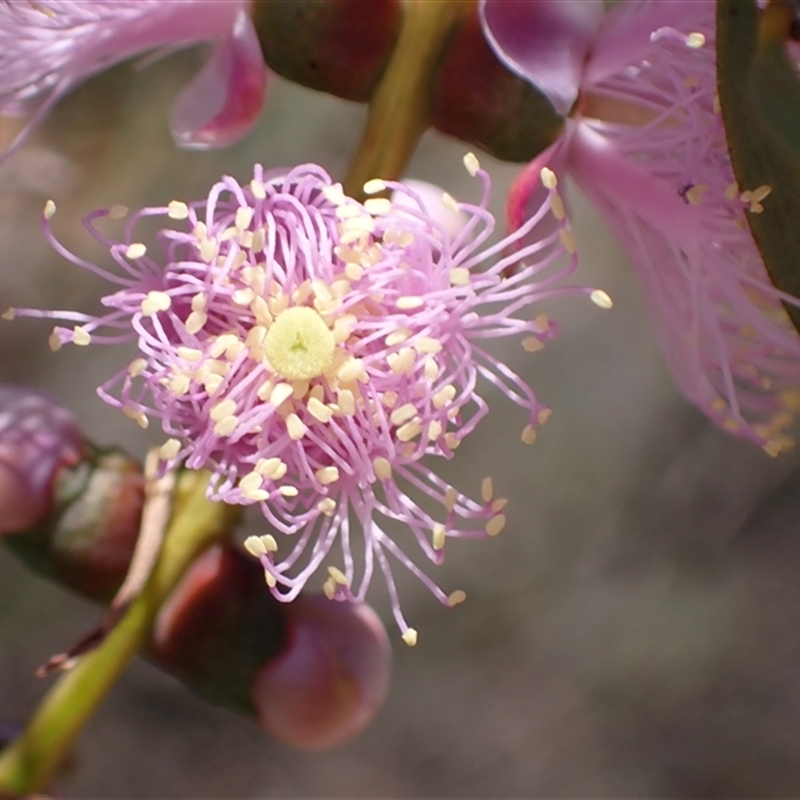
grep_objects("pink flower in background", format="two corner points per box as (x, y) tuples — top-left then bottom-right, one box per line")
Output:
(0, 0), (267, 157)
(8, 158), (604, 641)
(482, 0), (800, 455)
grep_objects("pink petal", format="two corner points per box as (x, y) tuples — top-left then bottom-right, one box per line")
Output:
(479, 0), (603, 115)
(170, 9), (267, 150)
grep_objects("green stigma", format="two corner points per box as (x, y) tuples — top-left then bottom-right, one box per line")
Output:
(264, 306), (336, 380)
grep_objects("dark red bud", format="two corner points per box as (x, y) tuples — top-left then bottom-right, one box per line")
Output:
(431, 9), (564, 162)
(252, 0), (402, 101)
(150, 544), (286, 717)
(253, 593), (391, 750)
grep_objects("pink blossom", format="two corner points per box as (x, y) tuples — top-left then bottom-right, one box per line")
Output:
(0, 0), (267, 157)
(482, 0), (800, 455)
(8, 159), (602, 640)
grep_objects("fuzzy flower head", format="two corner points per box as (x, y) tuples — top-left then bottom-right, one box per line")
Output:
(483, 0), (800, 455)
(0, 0), (267, 157)
(10, 159), (606, 641)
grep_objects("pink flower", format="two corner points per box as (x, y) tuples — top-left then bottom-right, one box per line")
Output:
(0, 0), (267, 157)
(482, 0), (800, 455)
(8, 158), (602, 641)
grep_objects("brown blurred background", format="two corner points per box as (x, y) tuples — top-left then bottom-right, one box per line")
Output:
(2, 49), (800, 798)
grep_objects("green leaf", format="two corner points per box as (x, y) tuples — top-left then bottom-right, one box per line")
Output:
(717, 0), (800, 332)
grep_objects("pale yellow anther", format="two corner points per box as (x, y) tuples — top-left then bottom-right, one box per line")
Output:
(388, 347), (416, 375)
(264, 306), (336, 381)
(250, 179), (267, 200)
(244, 535), (267, 557)
(210, 399), (237, 421)
(449, 267), (470, 286)
(447, 589), (467, 607)
(363, 178), (387, 195)
(332, 314), (357, 344)
(203, 374), (224, 394)
(109, 206), (128, 219)
(315, 466), (340, 485)
(337, 358), (367, 383)
(291, 379), (309, 400)
(444, 487), (458, 513)
(322, 184), (347, 205)
(685, 184), (708, 206)
(433, 384), (456, 409)
(540, 167), (558, 189)
(336, 204), (362, 220)
(167, 200), (189, 220)
(397, 418), (422, 442)
(123, 407), (149, 429)
(343, 215), (375, 235)
(365, 197), (392, 215)
(390, 403), (418, 426)
(414, 337), (442, 354)
(264, 570), (277, 589)
(386, 328), (412, 346)
(397, 295), (424, 310)
(279, 485), (299, 497)
(373, 456), (392, 481)
(559, 228), (577, 254)
(240, 471), (265, 495)
(537, 408), (552, 425)
(344, 262), (364, 281)
(481, 477), (494, 504)
(323, 578), (336, 599)
(423, 358), (439, 381)
(159, 438), (182, 460)
(177, 346), (203, 362)
(318, 497), (337, 516)
(463, 152), (480, 177)
(169, 374), (190, 396)
(251, 227), (266, 253)
(261, 534), (278, 552)
(550, 193), (566, 221)
(254, 457), (285, 480)
(522, 336), (544, 353)
(337, 389), (356, 415)
(49, 330), (62, 352)
(128, 358), (147, 377)
(126, 243), (147, 260)
(432, 523), (446, 550)
(428, 420), (443, 441)
(286, 413), (307, 440)
(233, 288), (255, 306)
(492, 498), (508, 513)
(72, 326), (91, 346)
(269, 383), (294, 408)
(380, 390), (398, 408)
(486, 514), (507, 537)
(441, 192), (459, 213)
(140, 291), (171, 317)
(590, 289), (613, 309)
(44, 199), (57, 219)
(185, 310), (207, 334)
(308, 397), (334, 423)
(235, 206), (254, 230)
(328, 566), (349, 585)
(1, 308), (14, 321)
(213, 415), (239, 437)
(401, 628), (418, 647)
(686, 31), (705, 48)
(199, 238), (217, 262)
(444, 432), (460, 450)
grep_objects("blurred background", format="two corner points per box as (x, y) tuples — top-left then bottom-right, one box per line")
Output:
(2, 47), (800, 798)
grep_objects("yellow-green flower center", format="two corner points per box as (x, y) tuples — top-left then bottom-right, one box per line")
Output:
(264, 306), (336, 380)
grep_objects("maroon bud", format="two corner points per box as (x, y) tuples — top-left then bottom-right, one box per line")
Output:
(253, 593), (391, 750)
(0, 386), (84, 534)
(252, 0), (402, 101)
(431, 9), (564, 162)
(150, 544), (286, 716)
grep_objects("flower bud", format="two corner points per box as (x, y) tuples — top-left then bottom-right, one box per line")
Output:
(252, 0), (402, 101)
(252, 593), (391, 750)
(431, 9), (564, 162)
(0, 385), (144, 602)
(0, 385), (84, 534)
(150, 544), (287, 715)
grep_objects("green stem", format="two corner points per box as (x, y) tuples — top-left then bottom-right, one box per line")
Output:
(0, 471), (238, 795)
(343, 0), (473, 199)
